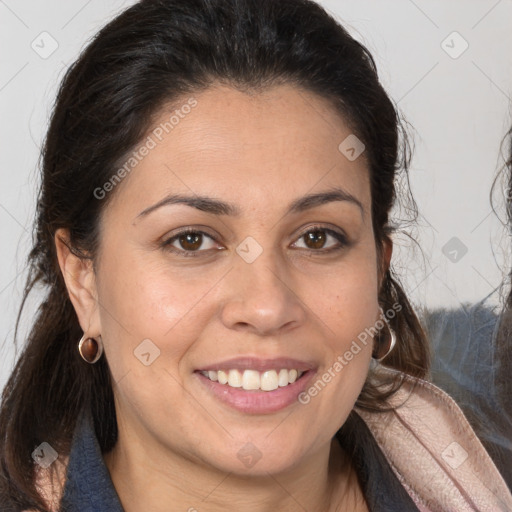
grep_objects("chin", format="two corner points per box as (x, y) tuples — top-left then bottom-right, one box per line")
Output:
(197, 430), (317, 477)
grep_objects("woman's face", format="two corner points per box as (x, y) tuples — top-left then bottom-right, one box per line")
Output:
(85, 84), (384, 475)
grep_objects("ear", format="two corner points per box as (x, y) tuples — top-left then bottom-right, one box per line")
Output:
(54, 228), (101, 336)
(378, 236), (393, 286)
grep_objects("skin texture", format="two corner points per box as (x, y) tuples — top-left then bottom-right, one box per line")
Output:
(55, 84), (391, 511)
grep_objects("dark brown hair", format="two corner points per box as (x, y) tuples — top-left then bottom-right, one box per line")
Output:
(0, 0), (429, 509)
(498, 124), (512, 400)
(490, 123), (512, 486)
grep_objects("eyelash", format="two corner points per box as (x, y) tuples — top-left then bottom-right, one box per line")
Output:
(160, 225), (349, 258)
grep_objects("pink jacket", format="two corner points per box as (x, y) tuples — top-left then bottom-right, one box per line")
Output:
(355, 368), (512, 511)
(27, 368), (512, 511)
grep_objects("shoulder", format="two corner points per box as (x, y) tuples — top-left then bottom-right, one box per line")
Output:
(354, 367), (512, 512)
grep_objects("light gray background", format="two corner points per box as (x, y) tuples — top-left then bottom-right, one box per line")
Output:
(1, 0), (512, 392)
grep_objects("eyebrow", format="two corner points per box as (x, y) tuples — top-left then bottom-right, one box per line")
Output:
(135, 187), (364, 219)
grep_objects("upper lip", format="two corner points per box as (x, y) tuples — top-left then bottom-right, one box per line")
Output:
(196, 356), (317, 372)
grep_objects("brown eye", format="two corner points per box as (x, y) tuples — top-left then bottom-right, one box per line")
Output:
(178, 232), (203, 251)
(303, 230), (327, 249)
(292, 227), (348, 253)
(162, 229), (218, 256)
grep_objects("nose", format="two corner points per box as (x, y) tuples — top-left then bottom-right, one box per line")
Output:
(219, 247), (307, 336)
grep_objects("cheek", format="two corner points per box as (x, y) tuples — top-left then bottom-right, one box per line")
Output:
(94, 259), (216, 429)
(300, 244), (379, 419)
(315, 247), (381, 346)
(94, 250), (217, 383)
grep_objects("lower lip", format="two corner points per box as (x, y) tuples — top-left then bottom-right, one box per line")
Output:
(195, 370), (316, 414)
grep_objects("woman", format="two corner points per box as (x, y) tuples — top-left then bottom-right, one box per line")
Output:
(1, 0), (510, 510)
(423, 126), (512, 490)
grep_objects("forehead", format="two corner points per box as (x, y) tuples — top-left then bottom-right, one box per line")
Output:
(106, 83), (371, 220)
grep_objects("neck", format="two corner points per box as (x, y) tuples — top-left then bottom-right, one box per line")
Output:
(103, 428), (362, 512)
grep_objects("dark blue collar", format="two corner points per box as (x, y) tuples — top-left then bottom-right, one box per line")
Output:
(59, 410), (124, 511)
(337, 412), (420, 511)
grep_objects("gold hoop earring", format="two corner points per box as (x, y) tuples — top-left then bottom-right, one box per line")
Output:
(372, 309), (396, 362)
(78, 334), (104, 364)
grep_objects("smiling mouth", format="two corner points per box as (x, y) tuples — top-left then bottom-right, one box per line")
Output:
(198, 368), (306, 391)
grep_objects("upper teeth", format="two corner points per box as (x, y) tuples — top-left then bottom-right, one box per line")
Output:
(200, 369), (304, 391)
